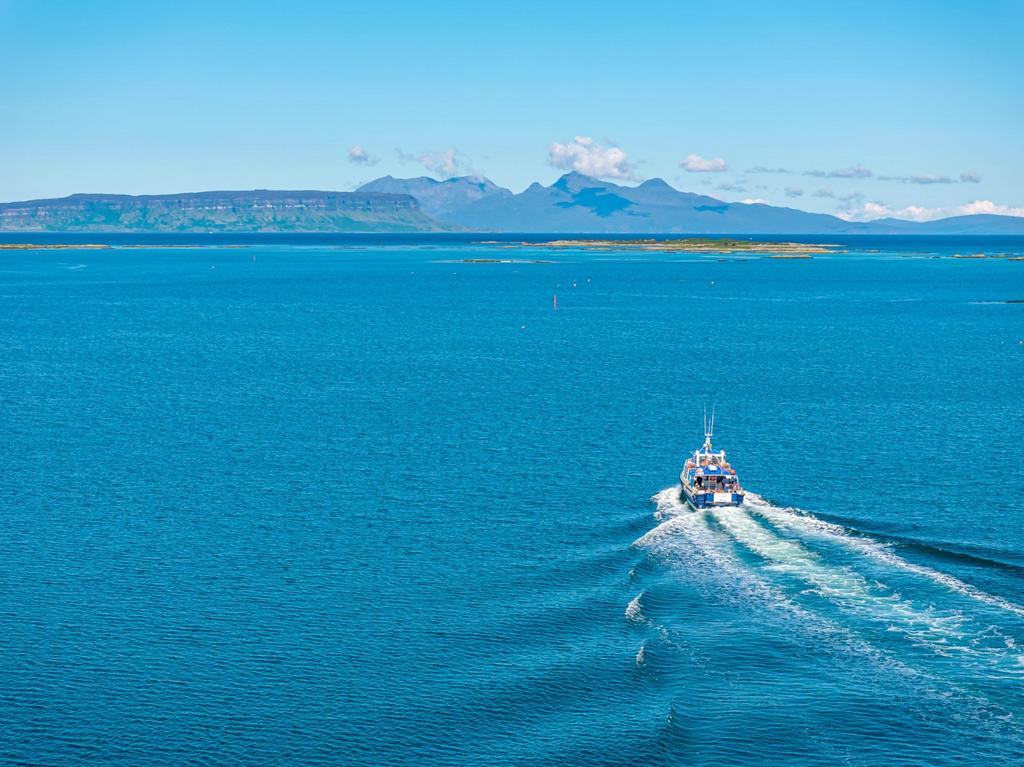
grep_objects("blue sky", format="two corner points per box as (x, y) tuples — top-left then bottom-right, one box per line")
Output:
(1, 0), (1022, 220)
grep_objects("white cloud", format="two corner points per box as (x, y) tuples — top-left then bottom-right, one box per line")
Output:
(396, 148), (468, 178)
(837, 198), (1024, 222)
(348, 145), (378, 166)
(421, 149), (462, 177)
(956, 199), (1024, 217)
(547, 136), (638, 180)
(740, 198), (770, 205)
(838, 201), (936, 222)
(814, 188), (868, 201)
(805, 164), (873, 179)
(716, 181), (747, 193)
(907, 174), (953, 184)
(845, 169), (984, 185)
(681, 153), (728, 172)
(878, 173), (955, 184)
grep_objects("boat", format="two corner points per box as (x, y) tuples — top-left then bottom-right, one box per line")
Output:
(680, 410), (745, 508)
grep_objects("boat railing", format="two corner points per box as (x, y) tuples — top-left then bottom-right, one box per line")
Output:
(691, 483), (742, 492)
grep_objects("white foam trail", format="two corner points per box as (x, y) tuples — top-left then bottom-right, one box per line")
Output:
(640, 489), (931, 671)
(639, 488), (788, 609)
(625, 593), (646, 624)
(745, 493), (1024, 620)
(636, 488), (1024, 731)
(711, 506), (980, 657)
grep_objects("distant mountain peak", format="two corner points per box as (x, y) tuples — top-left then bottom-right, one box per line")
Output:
(638, 177), (675, 191)
(356, 174), (511, 218)
(552, 171), (605, 191)
(441, 175), (503, 191)
(403, 175), (441, 185)
(558, 171), (595, 181)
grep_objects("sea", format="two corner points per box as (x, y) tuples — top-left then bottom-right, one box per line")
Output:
(1, 233), (1022, 766)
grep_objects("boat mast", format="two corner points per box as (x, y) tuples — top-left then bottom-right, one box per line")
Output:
(703, 405), (715, 455)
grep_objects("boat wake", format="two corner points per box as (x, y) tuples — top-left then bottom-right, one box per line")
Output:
(639, 488), (1024, 664)
(744, 492), (1024, 621)
(637, 489), (955, 673)
(629, 486), (1024, 739)
(710, 503), (984, 661)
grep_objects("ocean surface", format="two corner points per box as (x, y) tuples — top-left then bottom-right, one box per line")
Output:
(1, 234), (1023, 766)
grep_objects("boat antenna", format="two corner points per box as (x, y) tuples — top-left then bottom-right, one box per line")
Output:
(703, 405), (714, 452)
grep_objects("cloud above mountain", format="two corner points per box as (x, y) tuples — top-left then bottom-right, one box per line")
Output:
(958, 199), (1024, 216)
(347, 145), (378, 166)
(396, 148), (470, 178)
(681, 153), (728, 172)
(547, 136), (638, 180)
(839, 198), (1024, 222)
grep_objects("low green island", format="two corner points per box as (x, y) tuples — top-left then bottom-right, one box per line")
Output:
(511, 238), (841, 256)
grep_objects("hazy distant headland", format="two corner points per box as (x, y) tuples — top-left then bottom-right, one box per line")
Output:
(3, 174), (1024, 234)
(0, 190), (448, 233)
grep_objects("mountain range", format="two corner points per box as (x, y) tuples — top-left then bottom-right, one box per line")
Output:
(356, 173), (1024, 235)
(356, 175), (512, 219)
(2, 175), (1023, 234)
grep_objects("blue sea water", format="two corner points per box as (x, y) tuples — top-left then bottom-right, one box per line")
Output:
(1, 234), (1023, 766)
